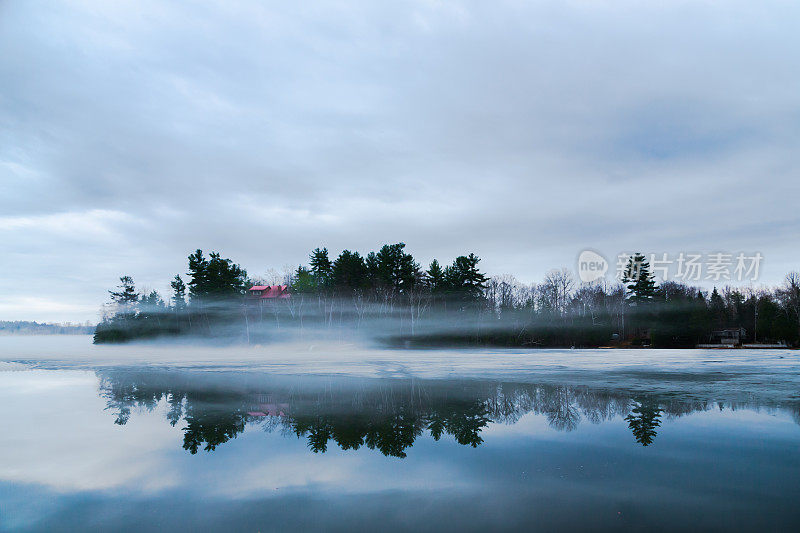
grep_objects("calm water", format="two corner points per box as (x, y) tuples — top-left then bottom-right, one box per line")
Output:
(1, 337), (799, 531)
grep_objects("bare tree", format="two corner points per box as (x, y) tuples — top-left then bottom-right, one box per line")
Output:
(778, 272), (800, 338)
(539, 268), (575, 317)
(572, 282), (606, 324)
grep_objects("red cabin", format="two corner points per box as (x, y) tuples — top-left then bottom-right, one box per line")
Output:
(247, 285), (290, 300)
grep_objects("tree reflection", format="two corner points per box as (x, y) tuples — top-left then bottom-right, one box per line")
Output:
(183, 405), (247, 454)
(96, 370), (794, 456)
(625, 398), (663, 446)
(289, 403), (479, 457)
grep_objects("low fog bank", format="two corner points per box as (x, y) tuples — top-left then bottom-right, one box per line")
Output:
(1, 336), (798, 401)
(94, 294), (800, 350)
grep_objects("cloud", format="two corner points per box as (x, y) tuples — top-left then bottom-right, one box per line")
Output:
(1, 0), (798, 321)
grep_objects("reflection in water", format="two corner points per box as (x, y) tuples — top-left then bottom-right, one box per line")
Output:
(626, 399), (663, 446)
(97, 370), (799, 456)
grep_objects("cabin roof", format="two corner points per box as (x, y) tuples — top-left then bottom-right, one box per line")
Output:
(248, 285), (290, 299)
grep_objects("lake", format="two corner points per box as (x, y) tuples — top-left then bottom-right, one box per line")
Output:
(1, 336), (799, 531)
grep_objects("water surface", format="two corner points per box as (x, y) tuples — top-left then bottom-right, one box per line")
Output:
(1, 336), (799, 531)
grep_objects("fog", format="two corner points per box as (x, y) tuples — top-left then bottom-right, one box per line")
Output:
(3, 336), (798, 406)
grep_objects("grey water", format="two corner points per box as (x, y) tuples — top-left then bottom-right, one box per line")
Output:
(1, 336), (799, 532)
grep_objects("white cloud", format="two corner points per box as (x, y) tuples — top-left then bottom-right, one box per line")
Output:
(0, 0), (798, 321)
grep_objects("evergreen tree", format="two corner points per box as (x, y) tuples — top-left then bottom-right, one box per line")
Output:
(186, 249), (247, 300)
(372, 243), (420, 293)
(139, 290), (165, 310)
(109, 276), (139, 305)
(445, 253), (488, 300)
(187, 249), (208, 299)
(427, 259), (445, 292)
(709, 287), (727, 328)
(170, 275), (187, 310)
(365, 251), (380, 288)
(622, 253), (657, 303)
(205, 252), (247, 295)
(332, 250), (368, 291)
(290, 266), (317, 294)
(309, 247), (333, 288)
(96, 276), (140, 343)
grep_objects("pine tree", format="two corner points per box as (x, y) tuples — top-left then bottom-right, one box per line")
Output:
(170, 275), (187, 310)
(205, 252), (247, 296)
(186, 249), (247, 300)
(622, 253), (656, 303)
(104, 276), (139, 334)
(109, 276), (139, 305)
(709, 287), (727, 328)
(309, 247), (332, 288)
(187, 249), (208, 299)
(446, 254), (488, 299)
(427, 259), (444, 292)
(372, 243), (420, 293)
(290, 266), (317, 294)
(139, 290), (165, 312)
(332, 250), (368, 291)
(365, 251), (380, 288)
(460, 253), (489, 296)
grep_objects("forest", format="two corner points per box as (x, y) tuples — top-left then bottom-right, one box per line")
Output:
(93, 245), (800, 348)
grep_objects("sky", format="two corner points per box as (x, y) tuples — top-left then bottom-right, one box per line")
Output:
(1, 0), (799, 323)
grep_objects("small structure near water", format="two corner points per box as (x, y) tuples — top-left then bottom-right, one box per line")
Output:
(698, 327), (746, 348)
(247, 285), (290, 300)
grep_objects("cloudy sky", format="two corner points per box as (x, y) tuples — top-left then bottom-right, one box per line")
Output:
(1, 0), (798, 323)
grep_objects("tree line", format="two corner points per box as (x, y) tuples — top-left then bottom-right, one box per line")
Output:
(94, 246), (800, 348)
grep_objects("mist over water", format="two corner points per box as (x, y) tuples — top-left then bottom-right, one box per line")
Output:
(3, 335), (799, 385)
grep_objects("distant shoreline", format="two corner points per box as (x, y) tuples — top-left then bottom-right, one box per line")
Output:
(5, 332), (793, 350)
(0, 321), (94, 336)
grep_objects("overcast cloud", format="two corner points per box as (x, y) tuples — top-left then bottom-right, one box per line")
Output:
(1, 0), (798, 322)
